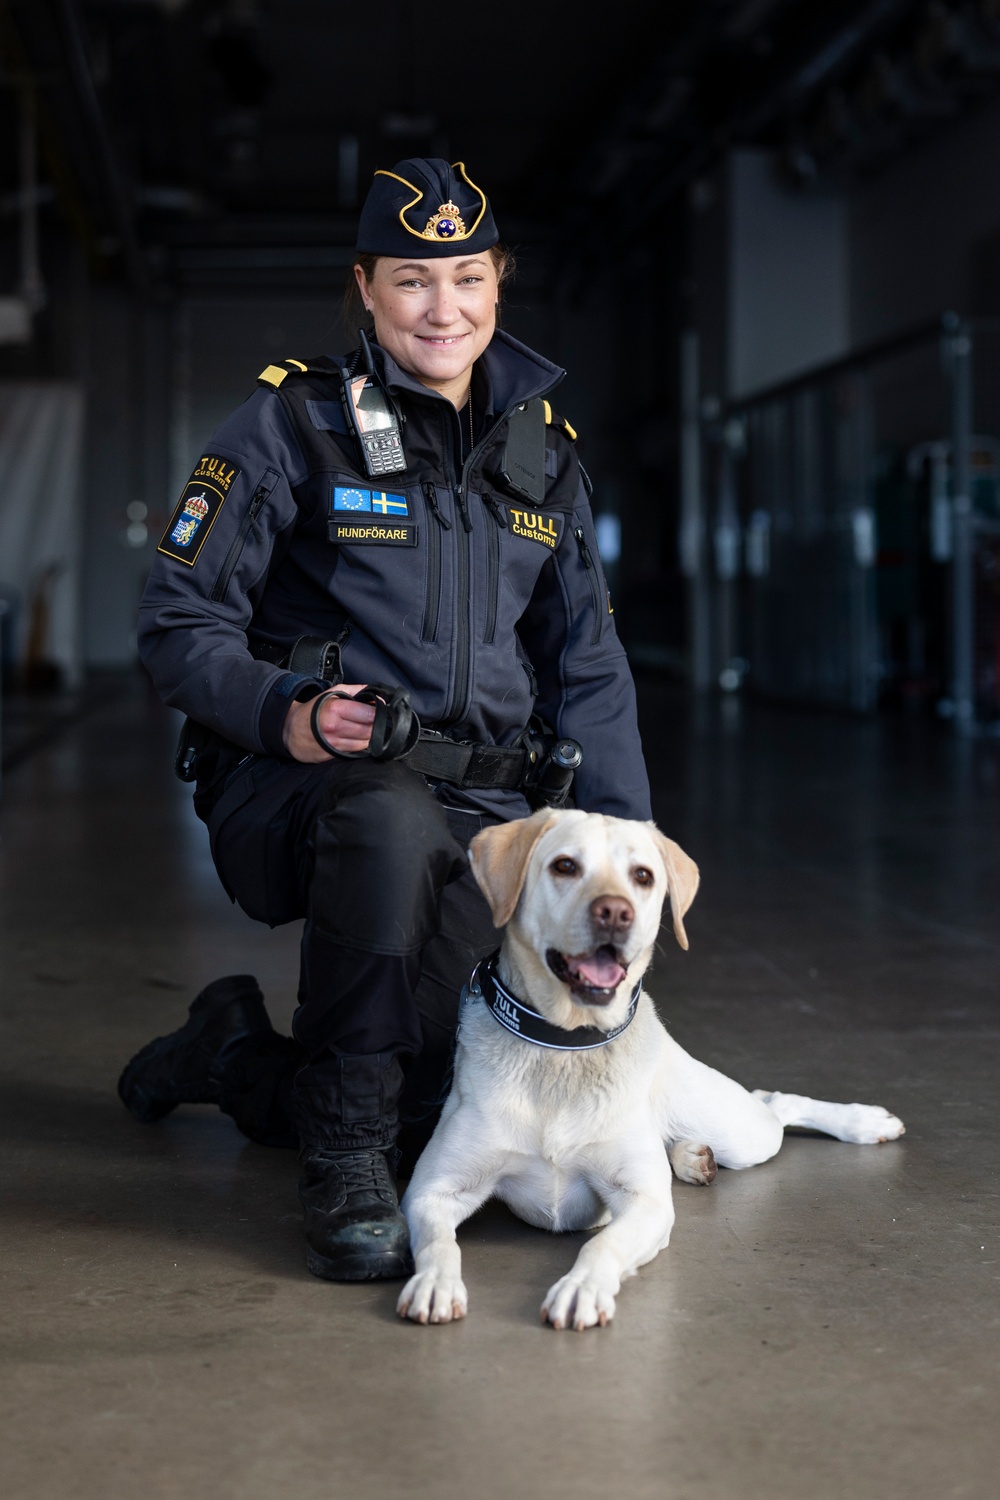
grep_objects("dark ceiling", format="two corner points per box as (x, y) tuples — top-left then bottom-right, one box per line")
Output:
(3, 0), (1000, 293)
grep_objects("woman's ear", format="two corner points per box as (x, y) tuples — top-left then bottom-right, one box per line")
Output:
(353, 260), (372, 312)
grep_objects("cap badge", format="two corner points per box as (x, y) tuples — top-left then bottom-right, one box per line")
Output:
(423, 200), (467, 240)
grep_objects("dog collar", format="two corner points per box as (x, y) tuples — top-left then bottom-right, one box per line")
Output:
(465, 954), (642, 1051)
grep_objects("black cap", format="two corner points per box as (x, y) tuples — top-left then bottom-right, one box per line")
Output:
(356, 158), (499, 258)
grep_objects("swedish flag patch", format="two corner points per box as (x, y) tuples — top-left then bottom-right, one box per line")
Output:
(371, 491), (408, 516)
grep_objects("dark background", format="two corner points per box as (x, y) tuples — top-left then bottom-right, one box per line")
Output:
(3, 0), (1000, 721)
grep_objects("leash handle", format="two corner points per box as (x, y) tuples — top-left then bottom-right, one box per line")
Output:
(309, 684), (420, 761)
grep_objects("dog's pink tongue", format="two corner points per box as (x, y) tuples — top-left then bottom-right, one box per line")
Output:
(571, 951), (627, 990)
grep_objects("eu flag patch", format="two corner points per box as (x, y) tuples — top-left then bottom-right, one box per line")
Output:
(333, 486), (371, 512)
(371, 491), (408, 516)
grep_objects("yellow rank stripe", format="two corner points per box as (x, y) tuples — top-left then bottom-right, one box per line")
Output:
(542, 400), (577, 442)
(258, 357), (310, 388)
(258, 364), (289, 387)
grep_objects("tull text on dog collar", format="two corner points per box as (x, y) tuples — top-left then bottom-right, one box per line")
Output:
(464, 953), (642, 1051)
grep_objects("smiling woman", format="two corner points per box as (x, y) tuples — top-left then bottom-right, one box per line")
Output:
(351, 250), (509, 408)
(119, 155), (652, 1291)
(358, 254), (498, 405)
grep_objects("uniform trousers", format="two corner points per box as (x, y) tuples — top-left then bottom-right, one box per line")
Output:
(203, 753), (500, 1159)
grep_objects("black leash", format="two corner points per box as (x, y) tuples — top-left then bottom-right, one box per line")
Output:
(309, 683), (420, 761)
(465, 953), (641, 1051)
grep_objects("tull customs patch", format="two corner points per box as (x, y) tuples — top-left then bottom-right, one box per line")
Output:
(158, 455), (241, 566)
(508, 506), (562, 550)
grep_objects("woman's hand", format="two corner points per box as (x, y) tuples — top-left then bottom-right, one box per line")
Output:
(283, 688), (376, 763)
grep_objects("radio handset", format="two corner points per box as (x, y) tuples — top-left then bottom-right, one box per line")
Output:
(340, 330), (407, 478)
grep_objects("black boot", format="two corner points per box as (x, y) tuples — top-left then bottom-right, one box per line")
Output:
(292, 1052), (412, 1281)
(299, 1147), (413, 1281)
(118, 974), (273, 1122)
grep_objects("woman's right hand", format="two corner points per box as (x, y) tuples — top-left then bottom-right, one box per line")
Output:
(283, 688), (376, 763)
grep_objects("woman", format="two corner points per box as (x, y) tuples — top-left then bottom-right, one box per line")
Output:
(119, 158), (651, 1283)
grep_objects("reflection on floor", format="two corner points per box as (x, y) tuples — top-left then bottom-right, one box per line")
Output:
(2, 673), (998, 1500)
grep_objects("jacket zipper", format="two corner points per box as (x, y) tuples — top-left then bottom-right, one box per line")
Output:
(482, 494), (507, 645)
(444, 476), (474, 724)
(441, 393), (478, 725)
(210, 477), (275, 603)
(574, 526), (604, 645)
(421, 481), (449, 642)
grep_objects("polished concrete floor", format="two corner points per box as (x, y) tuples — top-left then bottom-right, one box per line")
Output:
(2, 677), (999, 1500)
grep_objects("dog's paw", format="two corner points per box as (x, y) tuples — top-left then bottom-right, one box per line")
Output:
(832, 1103), (906, 1145)
(668, 1139), (718, 1185)
(397, 1269), (468, 1326)
(541, 1274), (616, 1331)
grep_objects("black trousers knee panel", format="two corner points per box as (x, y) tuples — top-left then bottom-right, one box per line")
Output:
(310, 759), (467, 954)
(207, 753), (497, 1079)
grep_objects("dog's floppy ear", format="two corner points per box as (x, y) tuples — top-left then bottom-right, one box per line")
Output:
(469, 810), (561, 928)
(650, 828), (700, 951)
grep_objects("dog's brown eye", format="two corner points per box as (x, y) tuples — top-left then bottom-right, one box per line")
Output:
(551, 856), (579, 877)
(632, 866), (654, 887)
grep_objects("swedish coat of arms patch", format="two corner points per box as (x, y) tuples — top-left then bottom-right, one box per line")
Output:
(158, 455), (241, 565)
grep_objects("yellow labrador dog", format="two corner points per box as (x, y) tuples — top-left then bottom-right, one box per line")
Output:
(397, 809), (904, 1331)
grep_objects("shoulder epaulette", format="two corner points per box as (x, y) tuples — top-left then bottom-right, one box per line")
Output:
(542, 399), (578, 443)
(257, 355), (341, 390)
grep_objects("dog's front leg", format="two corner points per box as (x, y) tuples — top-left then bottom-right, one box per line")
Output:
(542, 1160), (674, 1332)
(396, 1184), (488, 1325)
(397, 1122), (502, 1326)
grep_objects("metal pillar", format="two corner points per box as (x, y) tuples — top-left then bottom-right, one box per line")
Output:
(848, 370), (878, 713)
(947, 318), (975, 728)
(679, 330), (712, 690)
(714, 420), (743, 685)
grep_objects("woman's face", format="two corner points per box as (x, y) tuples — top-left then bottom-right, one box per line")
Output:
(356, 253), (499, 399)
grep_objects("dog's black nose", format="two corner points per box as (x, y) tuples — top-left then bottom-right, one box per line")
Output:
(590, 895), (634, 933)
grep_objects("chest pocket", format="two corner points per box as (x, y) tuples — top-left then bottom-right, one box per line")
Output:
(478, 493), (561, 647)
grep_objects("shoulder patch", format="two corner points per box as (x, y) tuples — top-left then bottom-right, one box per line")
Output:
(258, 358), (309, 389)
(158, 454), (240, 566)
(257, 354), (342, 390)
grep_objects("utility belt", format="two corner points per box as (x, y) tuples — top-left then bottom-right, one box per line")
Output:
(175, 634), (582, 808)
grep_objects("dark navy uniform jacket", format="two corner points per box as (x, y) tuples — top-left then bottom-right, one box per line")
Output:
(139, 329), (651, 822)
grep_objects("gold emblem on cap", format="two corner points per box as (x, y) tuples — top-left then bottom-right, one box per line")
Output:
(373, 162), (488, 243)
(423, 200), (466, 240)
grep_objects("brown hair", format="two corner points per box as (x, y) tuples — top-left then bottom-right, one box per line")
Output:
(341, 245), (514, 343)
